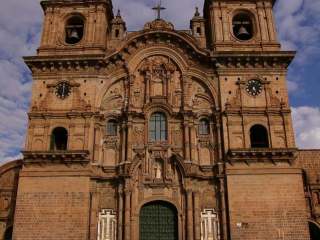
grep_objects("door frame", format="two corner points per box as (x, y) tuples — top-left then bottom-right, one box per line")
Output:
(134, 197), (183, 240)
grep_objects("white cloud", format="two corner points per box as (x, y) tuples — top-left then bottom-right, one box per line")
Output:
(292, 107), (320, 149)
(275, 0), (320, 94)
(0, 0), (42, 161)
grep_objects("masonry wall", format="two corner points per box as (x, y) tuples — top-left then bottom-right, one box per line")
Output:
(226, 165), (310, 240)
(13, 170), (91, 240)
(0, 160), (21, 240)
(295, 150), (320, 184)
(295, 150), (320, 225)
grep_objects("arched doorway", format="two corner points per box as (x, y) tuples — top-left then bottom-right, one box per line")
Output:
(4, 226), (12, 240)
(309, 221), (320, 240)
(140, 201), (178, 240)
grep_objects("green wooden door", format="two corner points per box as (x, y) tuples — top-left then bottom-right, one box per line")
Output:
(140, 201), (178, 240)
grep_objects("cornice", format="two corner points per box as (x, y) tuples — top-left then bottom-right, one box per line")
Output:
(22, 150), (90, 164)
(28, 111), (97, 119)
(224, 107), (291, 115)
(227, 148), (298, 165)
(213, 51), (295, 70)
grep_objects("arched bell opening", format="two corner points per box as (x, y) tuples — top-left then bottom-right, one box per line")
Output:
(50, 127), (68, 151)
(309, 221), (320, 240)
(65, 15), (84, 44)
(139, 201), (178, 240)
(232, 12), (254, 41)
(250, 124), (269, 148)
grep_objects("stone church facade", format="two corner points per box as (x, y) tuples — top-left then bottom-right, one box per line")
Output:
(0, 0), (320, 239)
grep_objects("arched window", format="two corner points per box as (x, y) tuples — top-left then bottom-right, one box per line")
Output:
(199, 119), (210, 135)
(149, 112), (167, 142)
(250, 125), (269, 148)
(115, 29), (120, 38)
(65, 16), (84, 44)
(107, 120), (118, 136)
(50, 127), (68, 151)
(4, 226), (12, 240)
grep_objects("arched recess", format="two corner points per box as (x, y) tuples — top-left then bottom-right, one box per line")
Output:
(127, 46), (217, 104)
(50, 127), (68, 151)
(99, 78), (125, 113)
(4, 226), (12, 240)
(139, 201), (178, 240)
(127, 46), (189, 73)
(309, 220), (320, 240)
(250, 124), (269, 148)
(95, 73), (127, 110)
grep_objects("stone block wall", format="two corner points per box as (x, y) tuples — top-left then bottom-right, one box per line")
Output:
(13, 174), (91, 240)
(226, 165), (310, 240)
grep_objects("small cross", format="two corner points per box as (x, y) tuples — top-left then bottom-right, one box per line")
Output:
(152, 1), (166, 20)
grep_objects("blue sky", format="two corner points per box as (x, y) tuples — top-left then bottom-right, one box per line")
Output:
(0, 0), (319, 162)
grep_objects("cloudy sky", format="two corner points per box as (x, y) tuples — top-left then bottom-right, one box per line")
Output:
(0, 0), (319, 162)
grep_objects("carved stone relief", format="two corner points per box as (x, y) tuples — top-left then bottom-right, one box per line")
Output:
(132, 125), (145, 147)
(137, 55), (180, 104)
(101, 81), (124, 113)
(200, 209), (220, 240)
(97, 209), (117, 240)
(171, 124), (183, 148)
(191, 80), (213, 111)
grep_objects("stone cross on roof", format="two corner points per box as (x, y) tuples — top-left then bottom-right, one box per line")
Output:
(152, 1), (166, 20)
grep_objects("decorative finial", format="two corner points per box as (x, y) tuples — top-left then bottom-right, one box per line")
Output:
(117, 9), (121, 17)
(152, 1), (166, 20)
(194, 7), (200, 17)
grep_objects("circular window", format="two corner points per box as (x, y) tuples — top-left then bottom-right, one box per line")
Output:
(65, 16), (84, 44)
(232, 12), (254, 41)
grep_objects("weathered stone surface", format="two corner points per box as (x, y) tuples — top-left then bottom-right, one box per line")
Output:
(0, 0), (318, 240)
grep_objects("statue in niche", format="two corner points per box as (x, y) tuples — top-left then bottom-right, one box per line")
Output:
(151, 65), (165, 96)
(173, 71), (182, 91)
(133, 126), (144, 146)
(171, 126), (182, 147)
(131, 74), (145, 108)
(153, 159), (163, 179)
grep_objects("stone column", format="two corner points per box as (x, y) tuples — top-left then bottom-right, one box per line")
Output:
(127, 119), (133, 162)
(190, 123), (197, 163)
(117, 190), (123, 240)
(193, 192), (201, 240)
(184, 122), (191, 162)
(124, 190), (131, 240)
(121, 123), (127, 163)
(265, 2), (277, 41)
(186, 190), (194, 240)
(145, 73), (151, 103)
(212, 2), (223, 42)
(257, 2), (268, 41)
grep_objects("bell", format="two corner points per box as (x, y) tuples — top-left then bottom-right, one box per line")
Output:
(68, 29), (80, 40)
(237, 25), (250, 38)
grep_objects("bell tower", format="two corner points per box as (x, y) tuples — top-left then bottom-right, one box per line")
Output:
(204, 0), (280, 51)
(39, 0), (113, 56)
